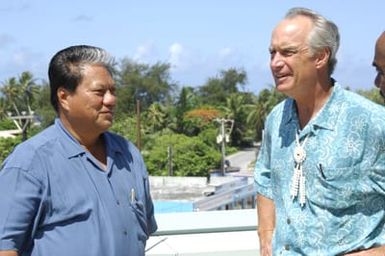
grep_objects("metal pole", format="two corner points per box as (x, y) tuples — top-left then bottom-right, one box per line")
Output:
(22, 126), (27, 141)
(220, 118), (226, 176)
(168, 146), (173, 176)
(136, 99), (141, 151)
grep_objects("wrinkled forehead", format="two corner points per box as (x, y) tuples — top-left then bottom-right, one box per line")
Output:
(271, 16), (312, 47)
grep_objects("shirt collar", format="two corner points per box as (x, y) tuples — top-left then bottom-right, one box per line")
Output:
(54, 118), (123, 158)
(54, 118), (85, 158)
(283, 80), (343, 133)
(309, 80), (342, 132)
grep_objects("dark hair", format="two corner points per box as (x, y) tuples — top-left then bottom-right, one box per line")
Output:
(48, 45), (114, 112)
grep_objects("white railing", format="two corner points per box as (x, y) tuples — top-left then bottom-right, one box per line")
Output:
(146, 209), (260, 256)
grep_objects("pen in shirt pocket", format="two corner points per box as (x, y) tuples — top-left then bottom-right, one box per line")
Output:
(318, 163), (326, 179)
(130, 188), (136, 203)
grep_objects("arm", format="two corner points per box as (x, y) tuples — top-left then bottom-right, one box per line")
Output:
(257, 194), (275, 256)
(0, 251), (18, 256)
(0, 167), (42, 254)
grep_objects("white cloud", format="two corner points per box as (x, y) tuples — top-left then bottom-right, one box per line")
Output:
(133, 42), (156, 63)
(218, 47), (233, 59)
(0, 48), (47, 82)
(216, 47), (247, 68)
(12, 51), (28, 66)
(168, 43), (184, 70)
(0, 1), (30, 12)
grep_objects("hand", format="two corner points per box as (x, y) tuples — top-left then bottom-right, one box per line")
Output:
(344, 246), (385, 256)
(260, 243), (273, 256)
(258, 229), (274, 256)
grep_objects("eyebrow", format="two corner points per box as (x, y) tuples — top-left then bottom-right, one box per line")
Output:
(269, 45), (301, 52)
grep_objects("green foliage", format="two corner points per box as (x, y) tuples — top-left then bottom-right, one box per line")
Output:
(0, 137), (21, 164)
(144, 102), (168, 133)
(143, 134), (221, 177)
(356, 88), (385, 106)
(1, 71), (39, 116)
(247, 86), (286, 141)
(219, 92), (257, 146)
(33, 82), (56, 128)
(110, 116), (137, 143)
(198, 127), (218, 148)
(198, 68), (247, 105)
(116, 59), (177, 115)
(182, 107), (220, 136)
(175, 86), (201, 133)
(0, 119), (17, 130)
(4, 65), (385, 177)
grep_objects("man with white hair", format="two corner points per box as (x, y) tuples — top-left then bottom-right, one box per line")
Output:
(255, 7), (385, 255)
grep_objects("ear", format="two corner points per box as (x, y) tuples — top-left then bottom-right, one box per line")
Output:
(57, 87), (71, 112)
(315, 48), (330, 69)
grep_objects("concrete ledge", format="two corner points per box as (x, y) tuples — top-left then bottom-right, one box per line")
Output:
(146, 209), (259, 255)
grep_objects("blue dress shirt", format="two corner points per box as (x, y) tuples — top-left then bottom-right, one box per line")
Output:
(255, 82), (385, 255)
(0, 119), (157, 256)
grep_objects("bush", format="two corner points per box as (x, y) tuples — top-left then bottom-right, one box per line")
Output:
(0, 137), (22, 165)
(0, 119), (17, 130)
(110, 116), (137, 142)
(143, 133), (221, 177)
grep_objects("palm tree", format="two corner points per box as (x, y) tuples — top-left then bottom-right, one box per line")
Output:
(18, 71), (38, 114)
(1, 71), (38, 116)
(1, 71), (38, 140)
(0, 98), (8, 119)
(219, 93), (255, 146)
(175, 87), (199, 132)
(247, 87), (286, 141)
(1, 77), (20, 116)
(145, 102), (167, 133)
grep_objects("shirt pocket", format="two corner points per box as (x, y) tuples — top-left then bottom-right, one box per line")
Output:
(310, 165), (361, 209)
(130, 200), (149, 242)
(318, 165), (359, 182)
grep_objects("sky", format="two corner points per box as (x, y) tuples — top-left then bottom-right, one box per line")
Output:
(0, 0), (384, 94)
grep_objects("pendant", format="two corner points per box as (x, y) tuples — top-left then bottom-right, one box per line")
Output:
(291, 132), (310, 207)
(293, 146), (306, 164)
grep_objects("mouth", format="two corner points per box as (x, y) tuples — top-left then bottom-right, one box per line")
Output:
(274, 74), (290, 84)
(100, 111), (114, 118)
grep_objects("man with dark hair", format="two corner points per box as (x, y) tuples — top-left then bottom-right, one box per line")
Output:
(0, 45), (157, 256)
(255, 8), (385, 255)
(374, 31), (385, 98)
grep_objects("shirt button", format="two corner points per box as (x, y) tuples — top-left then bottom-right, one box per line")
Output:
(116, 200), (120, 205)
(284, 244), (290, 251)
(123, 230), (127, 235)
(287, 218), (291, 224)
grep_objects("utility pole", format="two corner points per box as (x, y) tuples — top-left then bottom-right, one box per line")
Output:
(167, 146), (173, 176)
(214, 118), (234, 176)
(8, 111), (35, 141)
(220, 119), (226, 176)
(136, 99), (141, 151)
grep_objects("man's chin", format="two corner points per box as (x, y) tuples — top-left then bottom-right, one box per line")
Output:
(98, 120), (113, 132)
(275, 83), (290, 93)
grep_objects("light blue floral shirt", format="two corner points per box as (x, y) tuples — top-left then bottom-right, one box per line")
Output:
(255, 82), (385, 255)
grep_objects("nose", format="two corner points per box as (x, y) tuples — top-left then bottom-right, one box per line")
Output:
(103, 90), (116, 107)
(270, 53), (285, 72)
